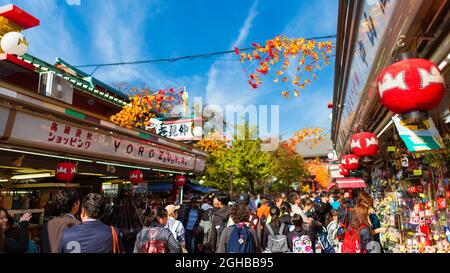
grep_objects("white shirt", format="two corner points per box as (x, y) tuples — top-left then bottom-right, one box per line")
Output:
(201, 203), (213, 211)
(290, 203), (308, 222)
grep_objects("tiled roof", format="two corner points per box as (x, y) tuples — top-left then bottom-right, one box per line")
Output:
(17, 54), (129, 107)
(296, 138), (333, 158)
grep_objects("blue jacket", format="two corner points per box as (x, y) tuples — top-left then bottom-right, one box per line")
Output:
(60, 220), (123, 253)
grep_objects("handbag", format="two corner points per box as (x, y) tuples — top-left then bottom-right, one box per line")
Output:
(111, 226), (121, 253)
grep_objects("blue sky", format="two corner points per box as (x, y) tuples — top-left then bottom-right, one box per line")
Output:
(3, 0), (338, 140)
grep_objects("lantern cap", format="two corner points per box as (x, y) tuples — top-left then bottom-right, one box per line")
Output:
(394, 51), (418, 62)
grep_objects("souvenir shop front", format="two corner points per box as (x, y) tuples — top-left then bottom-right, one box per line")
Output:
(0, 5), (207, 235)
(331, 0), (450, 252)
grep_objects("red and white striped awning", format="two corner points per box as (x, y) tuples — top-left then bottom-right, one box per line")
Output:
(336, 178), (367, 189)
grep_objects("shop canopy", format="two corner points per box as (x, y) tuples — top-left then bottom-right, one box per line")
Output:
(336, 178), (367, 189)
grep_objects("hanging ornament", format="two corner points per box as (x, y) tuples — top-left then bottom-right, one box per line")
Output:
(129, 169), (143, 184)
(377, 58), (445, 123)
(350, 132), (379, 163)
(174, 175), (186, 187)
(55, 162), (75, 182)
(341, 154), (360, 171)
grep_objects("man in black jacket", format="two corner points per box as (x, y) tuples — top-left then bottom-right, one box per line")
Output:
(209, 194), (231, 253)
(314, 193), (332, 225)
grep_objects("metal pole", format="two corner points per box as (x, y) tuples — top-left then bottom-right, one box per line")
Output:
(180, 186), (184, 205)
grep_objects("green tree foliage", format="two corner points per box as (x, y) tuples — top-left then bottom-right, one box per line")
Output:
(270, 141), (309, 192)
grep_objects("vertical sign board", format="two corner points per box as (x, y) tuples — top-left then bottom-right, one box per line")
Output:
(337, 0), (399, 152)
(392, 116), (444, 152)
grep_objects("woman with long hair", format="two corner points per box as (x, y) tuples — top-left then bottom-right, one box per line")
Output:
(342, 204), (373, 253)
(356, 192), (385, 244)
(0, 207), (31, 253)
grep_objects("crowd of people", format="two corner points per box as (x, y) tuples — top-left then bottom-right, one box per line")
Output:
(0, 188), (387, 253)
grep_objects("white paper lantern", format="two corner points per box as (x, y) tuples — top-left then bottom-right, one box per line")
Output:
(192, 126), (202, 137)
(1, 32), (28, 56)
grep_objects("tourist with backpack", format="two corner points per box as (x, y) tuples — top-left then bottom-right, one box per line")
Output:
(210, 194), (232, 252)
(287, 214), (316, 253)
(217, 204), (260, 253)
(341, 204), (375, 253)
(262, 207), (290, 253)
(199, 197), (220, 253)
(356, 192), (385, 245)
(133, 207), (180, 253)
(165, 204), (186, 251)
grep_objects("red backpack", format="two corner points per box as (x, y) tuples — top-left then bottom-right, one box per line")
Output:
(141, 227), (167, 253)
(341, 224), (366, 253)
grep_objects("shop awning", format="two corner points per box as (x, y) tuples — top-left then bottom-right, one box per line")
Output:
(336, 178), (366, 189)
(147, 183), (173, 192)
(185, 182), (217, 193)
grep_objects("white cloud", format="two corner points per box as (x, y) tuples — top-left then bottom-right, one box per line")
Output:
(206, 0), (260, 106)
(232, 0), (258, 48)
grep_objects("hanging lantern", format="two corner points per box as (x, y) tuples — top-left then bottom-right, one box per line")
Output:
(377, 58), (445, 123)
(129, 169), (143, 184)
(1, 32), (28, 56)
(174, 175), (186, 187)
(350, 132), (379, 163)
(339, 166), (350, 176)
(55, 162), (75, 182)
(341, 154), (360, 171)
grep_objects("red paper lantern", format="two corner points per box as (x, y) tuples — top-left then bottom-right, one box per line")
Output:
(377, 58), (445, 120)
(55, 162), (75, 182)
(350, 132), (379, 161)
(129, 169), (143, 184)
(341, 154), (360, 171)
(339, 166), (350, 176)
(174, 175), (186, 187)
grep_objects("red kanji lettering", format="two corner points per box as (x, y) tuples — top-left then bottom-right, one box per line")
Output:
(87, 133), (93, 141)
(50, 122), (58, 132)
(64, 126), (71, 134)
(76, 129), (82, 138)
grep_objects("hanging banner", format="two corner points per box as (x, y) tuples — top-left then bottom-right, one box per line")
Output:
(392, 116), (444, 152)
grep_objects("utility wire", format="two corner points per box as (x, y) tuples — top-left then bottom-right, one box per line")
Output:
(74, 34), (336, 68)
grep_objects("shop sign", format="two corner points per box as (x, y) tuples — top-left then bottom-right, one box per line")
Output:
(392, 116), (445, 152)
(413, 169), (423, 176)
(387, 146), (396, 152)
(149, 118), (202, 141)
(337, 0), (399, 148)
(8, 111), (202, 171)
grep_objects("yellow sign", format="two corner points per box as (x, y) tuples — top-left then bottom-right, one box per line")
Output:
(414, 169), (423, 176)
(387, 146), (396, 152)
